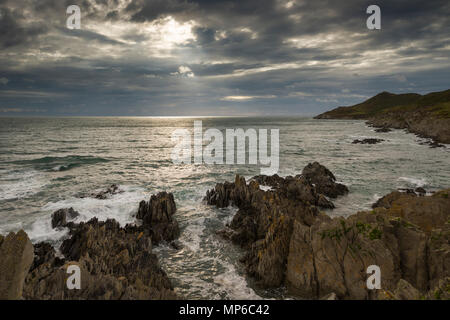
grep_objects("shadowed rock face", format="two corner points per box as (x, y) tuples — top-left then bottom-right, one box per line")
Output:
(205, 163), (349, 288)
(51, 207), (80, 229)
(137, 192), (179, 244)
(23, 218), (178, 300)
(0, 230), (34, 300)
(301, 162), (349, 198)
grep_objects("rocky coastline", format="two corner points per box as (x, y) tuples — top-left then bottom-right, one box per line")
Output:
(1, 164), (449, 300)
(0, 190), (180, 300)
(205, 163), (449, 300)
(314, 89), (450, 145)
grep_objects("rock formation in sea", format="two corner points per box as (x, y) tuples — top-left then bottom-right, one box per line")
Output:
(0, 191), (180, 300)
(205, 163), (449, 300)
(205, 162), (348, 287)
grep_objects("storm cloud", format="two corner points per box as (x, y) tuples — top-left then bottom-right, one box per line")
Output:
(0, 0), (449, 116)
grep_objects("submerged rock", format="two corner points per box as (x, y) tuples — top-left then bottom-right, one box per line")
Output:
(375, 127), (392, 133)
(0, 230), (34, 300)
(80, 184), (123, 200)
(352, 138), (384, 145)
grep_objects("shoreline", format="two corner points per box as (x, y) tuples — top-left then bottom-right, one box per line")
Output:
(1, 163), (448, 300)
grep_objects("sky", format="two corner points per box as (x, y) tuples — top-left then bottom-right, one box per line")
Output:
(0, 0), (449, 116)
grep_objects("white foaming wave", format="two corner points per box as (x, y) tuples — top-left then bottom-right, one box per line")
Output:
(26, 218), (69, 244)
(398, 176), (427, 188)
(213, 257), (262, 300)
(259, 185), (273, 191)
(180, 218), (205, 252)
(0, 170), (47, 201)
(42, 185), (147, 228)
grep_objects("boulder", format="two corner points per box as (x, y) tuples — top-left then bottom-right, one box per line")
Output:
(0, 230), (34, 299)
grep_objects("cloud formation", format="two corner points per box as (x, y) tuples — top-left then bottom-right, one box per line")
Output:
(0, 0), (449, 116)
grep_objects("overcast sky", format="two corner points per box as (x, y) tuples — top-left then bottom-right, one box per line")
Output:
(0, 0), (449, 116)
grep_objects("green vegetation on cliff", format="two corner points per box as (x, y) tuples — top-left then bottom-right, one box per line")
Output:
(315, 89), (450, 120)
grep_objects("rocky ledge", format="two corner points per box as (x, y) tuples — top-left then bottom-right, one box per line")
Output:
(205, 163), (449, 300)
(0, 191), (180, 300)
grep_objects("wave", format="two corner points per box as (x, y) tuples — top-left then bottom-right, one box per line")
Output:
(10, 155), (111, 172)
(0, 170), (47, 201)
(398, 176), (428, 188)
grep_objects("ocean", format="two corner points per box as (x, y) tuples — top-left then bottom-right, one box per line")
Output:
(0, 116), (449, 299)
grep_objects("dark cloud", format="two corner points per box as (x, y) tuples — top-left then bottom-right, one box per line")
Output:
(0, 0), (449, 116)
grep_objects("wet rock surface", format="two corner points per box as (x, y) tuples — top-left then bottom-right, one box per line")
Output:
(352, 138), (385, 145)
(374, 127), (392, 133)
(81, 184), (124, 199)
(51, 207), (80, 229)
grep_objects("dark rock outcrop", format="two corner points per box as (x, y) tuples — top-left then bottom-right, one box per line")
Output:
(0, 230), (34, 300)
(80, 184), (123, 200)
(51, 208), (80, 229)
(137, 192), (180, 244)
(23, 218), (177, 300)
(205, 163), (349, 287)
(302, 162), (349, 198)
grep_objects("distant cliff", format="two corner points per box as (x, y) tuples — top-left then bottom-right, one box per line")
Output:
(314, 89), (450, 144)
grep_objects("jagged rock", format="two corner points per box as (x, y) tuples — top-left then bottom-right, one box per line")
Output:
(302, 162), (349, 198)
(51, 208), (80, 229)
(137, 192), (180, 244)
(0, 230), (34, 300)
(81, 184), (123, 199)
(204, 163), (349, 288)
(393, 279), (421, 300)
(352, 138), (384, 145)
(24, 218), (177, 300)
